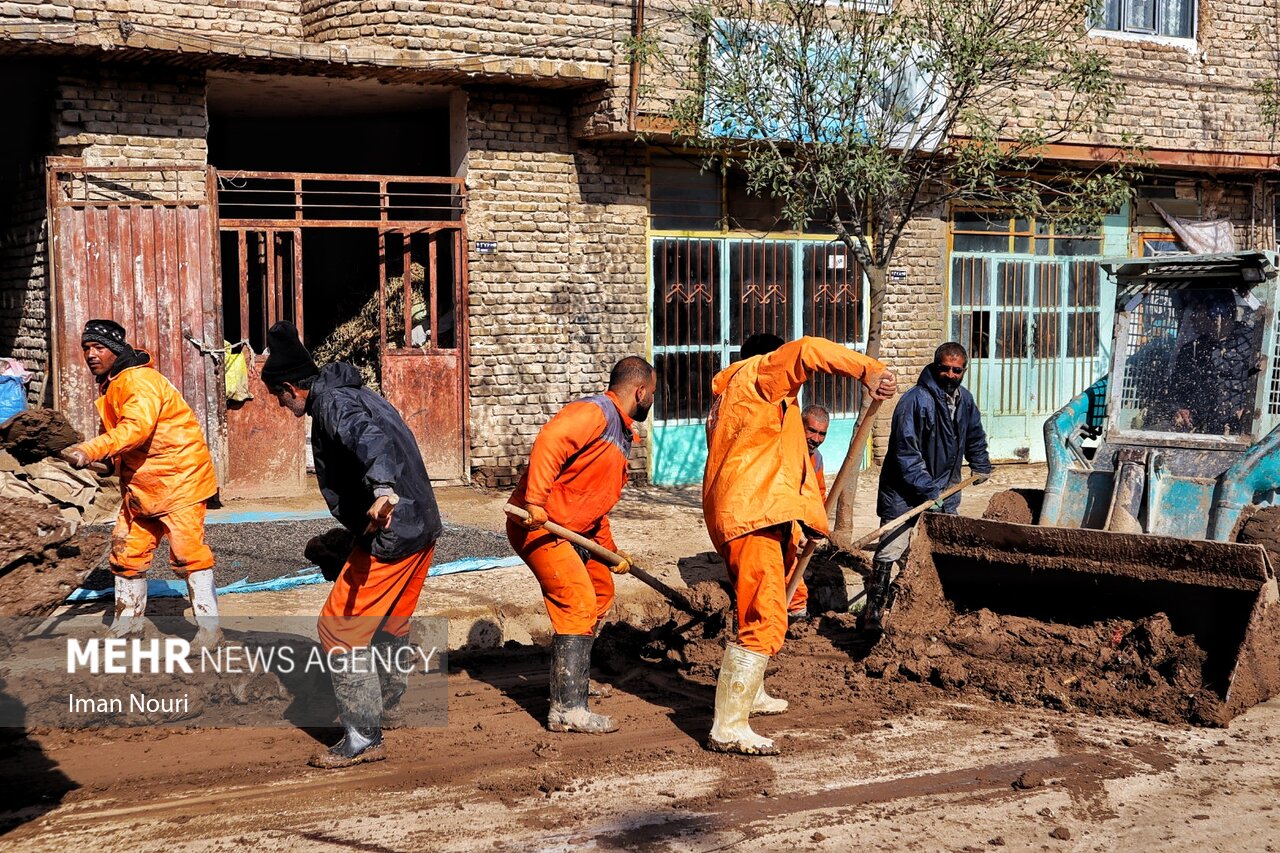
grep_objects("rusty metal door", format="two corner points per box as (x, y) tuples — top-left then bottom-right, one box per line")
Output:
(380, 228), (468, 482)
(46, 161), (225, 476)
(219, 228), (307, 498)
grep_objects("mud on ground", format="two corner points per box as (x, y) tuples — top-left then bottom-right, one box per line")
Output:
(0, 496), (107, 631)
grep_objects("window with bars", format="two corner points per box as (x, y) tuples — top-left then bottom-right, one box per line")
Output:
(651, 237), (866, 423)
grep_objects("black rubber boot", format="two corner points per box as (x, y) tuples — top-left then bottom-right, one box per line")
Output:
(547, 634), (618, 734)
(859, 560), (896, 635)
(375, 635), (411, 729)
(310, 651), (386, 769)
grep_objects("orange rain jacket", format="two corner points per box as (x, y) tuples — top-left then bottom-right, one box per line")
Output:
(509, 390), (637, 535)
(79, 354), (218, 518)
(703, 337), (887, 547)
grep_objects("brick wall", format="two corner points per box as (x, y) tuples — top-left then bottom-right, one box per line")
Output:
(636, 0), (1280, 156)
(463, 89), (648, 487)
(54, 65), (209, 196)
(874, 195), (947, 460)
(299, 0), (626, 65)
(1, 0), (302, 39)
(0, 161), (50, 403)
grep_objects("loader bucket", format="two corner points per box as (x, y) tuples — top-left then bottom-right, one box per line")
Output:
(887, 514), (1280, 724)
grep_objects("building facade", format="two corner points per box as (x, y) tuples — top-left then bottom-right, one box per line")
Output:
(1, 0), (1276, 492)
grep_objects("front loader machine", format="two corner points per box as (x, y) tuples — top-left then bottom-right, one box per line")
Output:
(884, 252), (1280, 724)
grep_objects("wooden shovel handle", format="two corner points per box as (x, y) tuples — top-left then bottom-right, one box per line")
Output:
(785, 398), (883, 605)
(503, 503), (701, 615)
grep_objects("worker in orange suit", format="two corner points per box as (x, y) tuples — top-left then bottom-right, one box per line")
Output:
(786, 403), (832, 622)
(263, 321), (443, 770)
(61, 319), (221, 649)
(703, 334), (895, 755)
(507, 356), (657, 734)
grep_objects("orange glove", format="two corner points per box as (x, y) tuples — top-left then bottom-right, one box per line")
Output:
(610, 550), (634, 575)
(522, 504), (548, 530)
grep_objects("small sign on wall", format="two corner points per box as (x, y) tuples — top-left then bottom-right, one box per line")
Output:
(476, 241), (497, 254)
(827, 254), (847, 270)
(890, 269), (907, 281)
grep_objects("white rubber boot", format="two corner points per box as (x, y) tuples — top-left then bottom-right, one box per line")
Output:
(752, 680), (789, 716)
(185, 569), (222, 650)
(108, 575), (148, 638)
(708, 643), (780, 755)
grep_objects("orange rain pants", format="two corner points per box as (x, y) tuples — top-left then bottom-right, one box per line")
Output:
(719, 522), (801, 656)
(506, 518), (615, 636)
(318, 542), (436, 652)
(109, 500), (214, 578)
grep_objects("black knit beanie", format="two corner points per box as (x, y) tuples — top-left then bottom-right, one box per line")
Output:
(82, 319), (130, 355)
(260, 321), (319, 386)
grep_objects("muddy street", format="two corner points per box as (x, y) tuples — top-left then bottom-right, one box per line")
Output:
(4, 622), (1279, 852)
(3, 475), (1279, 850)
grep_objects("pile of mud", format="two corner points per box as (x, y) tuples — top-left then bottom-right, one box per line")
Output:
(596, 579), (732, 680)
(981, 489), (1043, 525)
(595, 549), (1234, 728)
(0, 408), (118, 526)
(868, 607), (1225, 726)
(0, 409), (81, 464)
(0, 496), (107, 637)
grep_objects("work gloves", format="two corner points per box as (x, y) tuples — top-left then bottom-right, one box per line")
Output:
(610, 550), (634, 575)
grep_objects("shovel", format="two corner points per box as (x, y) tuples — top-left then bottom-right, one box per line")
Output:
(783, 398), (882, 605)
(843, 474), (984, 553)
(504, 503), (702, 616)
(784, 473), (984, 604)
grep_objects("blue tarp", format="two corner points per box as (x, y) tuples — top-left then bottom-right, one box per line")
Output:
(66, 554), (524, 602)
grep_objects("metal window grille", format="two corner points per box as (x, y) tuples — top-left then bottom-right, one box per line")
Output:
(651, 237), (866, 423)
(1268, 305), (1280, 416)
(1118, 290), (1177, 414)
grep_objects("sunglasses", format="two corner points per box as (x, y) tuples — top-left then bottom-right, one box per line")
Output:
(935, 364), (966, 376)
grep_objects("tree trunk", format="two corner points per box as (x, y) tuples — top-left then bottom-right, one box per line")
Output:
(834, 262), (887, 538)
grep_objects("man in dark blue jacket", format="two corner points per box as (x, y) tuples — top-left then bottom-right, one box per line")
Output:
(866, 342), (992, 633)
(263, 321), (443, 769)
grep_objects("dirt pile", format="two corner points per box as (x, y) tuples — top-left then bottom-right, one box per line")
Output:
(981, 489), (1043, 525)
(0, 408), (82, 463)
(598, 547), (1229, 728)
(867, 607), (1224, 726)
(0, 408), (118, 526)
(0, 496), (107, 636)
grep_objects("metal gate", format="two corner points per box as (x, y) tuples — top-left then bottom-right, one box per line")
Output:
(649, 236), (866, 485)
(216, 171), (468, 488)
(47, 160), (224, 476)
(219, 228), (306, 498)
(380, 228), (468, 482)
(945, 209), (1126, 461)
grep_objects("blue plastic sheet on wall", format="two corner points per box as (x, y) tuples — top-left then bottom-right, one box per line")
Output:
(0, 375), (26, 423)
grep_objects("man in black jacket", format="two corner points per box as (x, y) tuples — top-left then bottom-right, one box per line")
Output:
(262, 321), (443, 769)
(868, 342), (992, 634)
